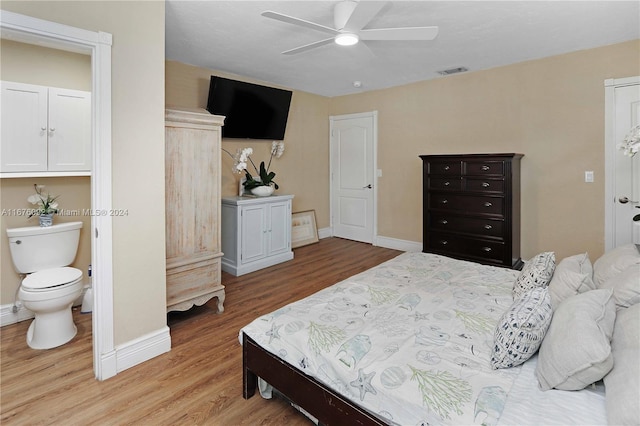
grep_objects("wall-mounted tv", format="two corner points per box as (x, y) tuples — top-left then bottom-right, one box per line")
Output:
(206, 76), (292, 140)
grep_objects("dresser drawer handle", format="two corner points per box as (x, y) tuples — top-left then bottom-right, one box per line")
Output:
(441, 199), (448, 205)
(444, 165), (450, 171)
(444, 181), (450, 186)
(482, 165), (490, 171)
(484, 202), (492, 207)
(484, 224), (492, 230)
(440, 240), (448, 246)
(439, 219), (449, 225)
(482, 182), (490, 188)
(482, 247), (492, 252)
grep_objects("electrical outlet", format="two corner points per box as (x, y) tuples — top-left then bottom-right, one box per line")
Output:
(585, 171), (594, 183)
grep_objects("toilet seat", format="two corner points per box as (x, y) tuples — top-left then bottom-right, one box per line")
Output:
(22, 267), (82, 292)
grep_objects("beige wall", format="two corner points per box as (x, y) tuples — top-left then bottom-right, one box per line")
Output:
(165, 61), (331, 227)
(1, 1), (167, 346)
(329, 40), (640, 260)
(0, 40), (92, 305)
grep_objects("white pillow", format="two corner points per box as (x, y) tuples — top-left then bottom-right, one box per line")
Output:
(513, 252), (556, 300)
(548, 253), (596, 310)
(536, 289), (616, 390)
(593, 244), (640, 287)
(491, 287), (552, 369)
(598, 263), (640, 309)
(604, 303), (640, 426)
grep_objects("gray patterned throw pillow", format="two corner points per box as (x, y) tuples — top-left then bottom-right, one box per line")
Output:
(513, 252), (556, 300)
(491, 287), (553, 369)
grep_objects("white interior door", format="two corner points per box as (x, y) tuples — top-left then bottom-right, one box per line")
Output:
(605, 77), (640, 249)
(330, 112), (377, 244)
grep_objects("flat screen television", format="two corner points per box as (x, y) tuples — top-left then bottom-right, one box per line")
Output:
(206, 76), (292, 140)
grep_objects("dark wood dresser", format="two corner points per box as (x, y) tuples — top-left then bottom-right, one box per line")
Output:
(420, 153), (524, 269)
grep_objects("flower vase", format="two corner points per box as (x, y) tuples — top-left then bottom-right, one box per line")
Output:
(250, 185), (275, 197)
(39, 213), (54, 227)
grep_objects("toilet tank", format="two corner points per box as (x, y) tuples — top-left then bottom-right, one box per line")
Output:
(6, 222), (83, 274)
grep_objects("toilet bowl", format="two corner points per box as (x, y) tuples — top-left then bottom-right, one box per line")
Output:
(6, 222), (84, 350)
(19, 267), (84, 349)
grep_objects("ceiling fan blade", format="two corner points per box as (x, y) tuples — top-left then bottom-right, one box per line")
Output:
(359, 26), (439, 41)
(262, 11), (337, 35)
(343, 1), (387, 32)
(282, 38), (334, 55)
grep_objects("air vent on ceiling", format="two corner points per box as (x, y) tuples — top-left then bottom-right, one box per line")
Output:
(437, 67), (469, 76)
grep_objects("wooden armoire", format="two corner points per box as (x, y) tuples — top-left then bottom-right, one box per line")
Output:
(165, 107), (226, 312)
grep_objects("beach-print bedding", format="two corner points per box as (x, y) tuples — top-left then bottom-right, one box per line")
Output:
(240, 252), (523, 425)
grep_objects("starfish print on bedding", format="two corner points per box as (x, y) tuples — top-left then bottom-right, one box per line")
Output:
(265, 323), (282, 343)
(350, 368), (377, 401)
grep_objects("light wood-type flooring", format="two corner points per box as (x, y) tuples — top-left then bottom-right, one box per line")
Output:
(1, 237), (401, 425)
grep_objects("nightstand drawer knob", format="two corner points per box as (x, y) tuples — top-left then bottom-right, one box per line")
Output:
(444, 181), (450, 186)
(482, 247), (492, 252)
(484, 202), (492, 207)
(482, 182), (490, 188)
(441, 199), (448, 204)
(440, 240), (448, 246)
(484, 224), (492, 230)
(482, 165), (490, 171)
(444, 165), (450, 171)
(439, 219), (448, 225)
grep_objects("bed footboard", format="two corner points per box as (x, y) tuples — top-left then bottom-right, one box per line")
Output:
(242, 333), (386, 426)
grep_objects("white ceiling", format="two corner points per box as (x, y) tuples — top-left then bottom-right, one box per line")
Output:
(165, 1), (640, 97)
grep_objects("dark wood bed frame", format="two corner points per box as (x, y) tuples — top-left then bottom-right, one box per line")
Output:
(242, 333), (387, 426)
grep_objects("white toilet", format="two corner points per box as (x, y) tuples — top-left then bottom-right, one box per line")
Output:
(7, 221), (84, 350)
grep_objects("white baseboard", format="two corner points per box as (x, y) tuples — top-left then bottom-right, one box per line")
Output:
(0, 303), (34, 327)
(115, 326), (171, 374)
(375, 235), (422, 252)
(319, 227), (421, 253)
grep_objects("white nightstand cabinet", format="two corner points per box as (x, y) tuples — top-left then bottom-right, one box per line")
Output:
(221, 195), (294, 276)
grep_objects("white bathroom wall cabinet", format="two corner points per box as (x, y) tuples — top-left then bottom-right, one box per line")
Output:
(165, 107), (225, 313)
(0, 81), (91, 176)
(221, 195), (294, 276)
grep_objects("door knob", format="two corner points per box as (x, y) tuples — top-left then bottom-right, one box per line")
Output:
(363, 184), (372, 189)
(619, 196), (639, 204)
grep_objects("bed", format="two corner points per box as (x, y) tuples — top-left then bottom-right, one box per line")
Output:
(240, 246), (640, 425)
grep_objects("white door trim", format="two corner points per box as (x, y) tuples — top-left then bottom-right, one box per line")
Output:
(0, 11), (116, 380)
(329, 111), (378, 245)
(604, 76), (640, 251)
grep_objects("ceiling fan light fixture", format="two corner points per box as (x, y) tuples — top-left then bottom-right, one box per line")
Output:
(335, 33), (359, 46)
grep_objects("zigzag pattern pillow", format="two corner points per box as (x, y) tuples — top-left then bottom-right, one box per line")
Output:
(491, 287), (553, 369)
(513, 252), (556, 300)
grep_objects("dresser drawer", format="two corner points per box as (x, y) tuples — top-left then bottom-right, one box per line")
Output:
(427, 232), (505, 262)
(429, 214), (504, 238)
(464, 160), (505, 176)
(428, 177), (462, 191)
(464, 178), (504, 193)
(427, 160), (461, 175)
(429, 194), (504, 216)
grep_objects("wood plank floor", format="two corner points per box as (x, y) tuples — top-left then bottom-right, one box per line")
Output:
(0, 237), (401, 425)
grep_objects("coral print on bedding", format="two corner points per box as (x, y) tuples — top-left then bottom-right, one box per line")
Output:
(241, 252), (522, 425)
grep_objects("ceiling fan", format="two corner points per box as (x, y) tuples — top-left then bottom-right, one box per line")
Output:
(261, 0), (439, 55)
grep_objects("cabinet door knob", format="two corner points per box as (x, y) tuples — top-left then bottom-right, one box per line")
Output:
(484, 224), (492, 230)
(41, 127), (47, 131)
(482, 165), (490, 171)
(49, 128), (56, 132)
(482, 182), (490, 188)
(484, 202), (492, 207)
(482, 247), (492, 252)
